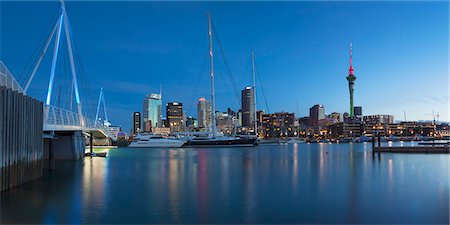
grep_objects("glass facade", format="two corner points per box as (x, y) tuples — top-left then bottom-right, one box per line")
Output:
(143, 93), (162, 130)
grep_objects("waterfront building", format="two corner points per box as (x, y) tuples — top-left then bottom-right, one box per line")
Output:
(365, 121), (436, 137)
(346, 43), (357, 117)
(309, 104), (325, 127)
(166, 102), (184, 132)
(343, 112), (349, 120)
(236, 109), (243, 127)
(328, 122), (364, 139)
(132, 112), (141, 135)
(241, 86), (255, 128)
(363, 115), (394, 125)
(330, 112), (342, 122)
(261, 112), (295, 138)
(143, 120), (152, 132)
(152, 127), (171, 136)
(197, 97), (212, 130)
(186, 116), (196, 128)
(107, 125), (121, 140)
(298, 117), (310, 127)
(161, 117), (168, 128)
(216, 112), (234, 134)
(143, 93), (162, 129)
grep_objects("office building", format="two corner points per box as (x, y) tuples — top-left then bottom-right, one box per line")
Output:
(143, 121), (152, 132)
(241, 86), (255, 128)
(363, 115), (394, 125)
(186, 116), (197, 131)
(328, 122), (364, 139)
(143, 93), (162, 129)
(354, 106), (362, 118)
(330, 112), (342, 123)
(261, 112), (295, 138)
(166, 102), (184, 132)
(132, 112), (141, 135)
(309, 104), (325, 127)
(298, 117), (310, 128)
(107, 125), (121, 140)
(197, 97), (212, 130)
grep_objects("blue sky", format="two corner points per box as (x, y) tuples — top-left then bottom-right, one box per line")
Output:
(1, 1), (448, 133)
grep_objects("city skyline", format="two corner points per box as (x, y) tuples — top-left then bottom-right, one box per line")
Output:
(1, 1), (448, 133)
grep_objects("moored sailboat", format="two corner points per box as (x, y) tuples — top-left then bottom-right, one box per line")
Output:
(184, 14), (257, 147)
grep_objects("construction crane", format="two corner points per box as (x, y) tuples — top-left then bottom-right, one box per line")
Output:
(424, 110), (440, 125)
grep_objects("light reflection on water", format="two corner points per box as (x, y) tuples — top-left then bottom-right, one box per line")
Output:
(1, 143), (449, 224)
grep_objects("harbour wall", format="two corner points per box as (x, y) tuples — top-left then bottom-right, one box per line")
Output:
(0, 86), (44, 192)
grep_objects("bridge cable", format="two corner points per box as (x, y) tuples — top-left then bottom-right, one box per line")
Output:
(173, 22), (204, 101)
(186, 50), (208, 117)
(18, 5), (60, 86)
(254, 60), (270, 114)
(211, 21), (242, 108)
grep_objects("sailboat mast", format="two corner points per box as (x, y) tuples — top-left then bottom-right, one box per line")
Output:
(208, 13), (217, 137)
(251, 50), (257, 136)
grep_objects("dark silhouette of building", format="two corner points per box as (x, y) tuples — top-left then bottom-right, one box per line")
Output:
(166, 102), (184, 132)
(354, 106), (362, 119)
(241, 86), (255, 128)
(132, 112), (141, 135)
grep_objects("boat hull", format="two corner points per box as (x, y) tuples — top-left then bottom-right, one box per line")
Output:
(128, 141), (185, 148)
(185, 137), (257, 147)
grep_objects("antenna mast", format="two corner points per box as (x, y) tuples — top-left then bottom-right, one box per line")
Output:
(208, 13), (217, 137)
(251, 50), (257, 136)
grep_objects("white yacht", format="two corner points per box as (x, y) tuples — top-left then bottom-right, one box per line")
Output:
(128, 134), (186, 148)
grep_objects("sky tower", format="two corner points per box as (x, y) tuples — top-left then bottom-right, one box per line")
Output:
(346, 43), (357, 117)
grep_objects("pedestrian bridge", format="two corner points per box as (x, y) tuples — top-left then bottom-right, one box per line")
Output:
(1, 61), (115, 142)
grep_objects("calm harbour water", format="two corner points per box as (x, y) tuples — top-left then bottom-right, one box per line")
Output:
(1, 142), (449, 224)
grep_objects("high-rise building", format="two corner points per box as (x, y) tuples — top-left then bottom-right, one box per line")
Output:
(346, 43), (357, 117)
(197, 97), (211, 130)
(309, 104), (325, 127)
(354, 106), (362, 118)
(241, 86), (255, 128)
(132, 112), (141, 135)
(143, 93), (162, 129)
(166, 102), (184, 132)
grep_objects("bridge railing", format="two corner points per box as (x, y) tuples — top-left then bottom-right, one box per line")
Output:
(0, 61), (24, 94)
(43, 105), (115, 140)
(44, 104), (95, 129)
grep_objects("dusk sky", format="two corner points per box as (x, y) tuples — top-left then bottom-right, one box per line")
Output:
(1, 1), (448, 133)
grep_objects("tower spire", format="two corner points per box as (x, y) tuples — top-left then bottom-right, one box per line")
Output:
(348, 42), (354, 76)
(346, 42), (357, 117)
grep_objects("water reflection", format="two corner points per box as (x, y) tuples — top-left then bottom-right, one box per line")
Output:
(82, 157), (108, 220)
(292, 144), (298, 193)
(1, 143), (448, 224)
